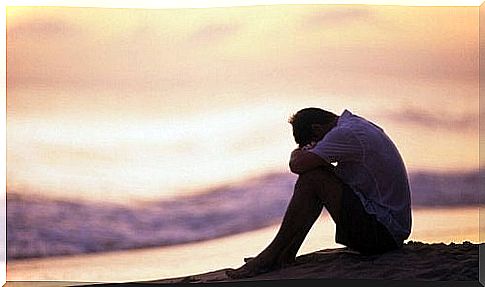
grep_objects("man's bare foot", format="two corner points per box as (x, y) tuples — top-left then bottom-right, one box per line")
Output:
(225, 263), (272, 279)
(226, 255), (279, 279)
(226, 256), (296, 279)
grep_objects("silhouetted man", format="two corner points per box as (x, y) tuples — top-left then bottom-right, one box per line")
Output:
(227, 108), (411, 278)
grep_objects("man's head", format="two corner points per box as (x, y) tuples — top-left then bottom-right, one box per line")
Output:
(289, 108), (338, 147)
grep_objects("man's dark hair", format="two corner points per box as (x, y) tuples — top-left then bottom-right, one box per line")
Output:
(289, 108), (337, 147)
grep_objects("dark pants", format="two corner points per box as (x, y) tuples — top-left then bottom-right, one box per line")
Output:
(336, 184), (399, 255)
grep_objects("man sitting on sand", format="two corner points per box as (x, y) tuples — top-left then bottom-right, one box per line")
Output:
(227, 108), (412, 279)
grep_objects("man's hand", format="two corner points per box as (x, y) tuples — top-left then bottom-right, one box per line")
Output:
(289, 145), (333, 175)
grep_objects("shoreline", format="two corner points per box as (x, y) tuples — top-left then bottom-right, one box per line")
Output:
(7, 205), (480, 262)
(147, 241), (480, 283)
(6, 242), (481, 286)
(7, 207), (480, 283)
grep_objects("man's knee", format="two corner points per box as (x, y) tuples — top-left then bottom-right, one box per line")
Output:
(295, 168), (344, 222)
(296, 168), (338, 186)
(295, 168), (344, 201)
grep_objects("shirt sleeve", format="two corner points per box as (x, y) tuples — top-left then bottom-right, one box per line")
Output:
(308, 127), (362, 163)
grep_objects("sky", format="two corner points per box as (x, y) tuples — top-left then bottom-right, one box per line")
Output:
(6, 4), (479, 202)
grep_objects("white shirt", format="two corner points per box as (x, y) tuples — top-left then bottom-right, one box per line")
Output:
(309, 110), (412, 244)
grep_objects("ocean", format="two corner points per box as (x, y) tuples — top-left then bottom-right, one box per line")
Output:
(7, 206), (479, 282)
(7, 169), (479, 260)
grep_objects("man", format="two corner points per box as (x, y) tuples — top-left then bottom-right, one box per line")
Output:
(226, 108), (411, 279)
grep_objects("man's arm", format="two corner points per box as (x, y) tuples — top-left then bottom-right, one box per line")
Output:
(289, 147), (334, 175)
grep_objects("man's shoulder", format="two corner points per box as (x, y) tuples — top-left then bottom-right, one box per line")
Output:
(340, 114), (384, 135)
(322, 124), (360, 147)
(327, 124), (354, 138)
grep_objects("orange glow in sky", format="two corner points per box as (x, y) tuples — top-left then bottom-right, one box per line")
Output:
(6, 5), (478, 202)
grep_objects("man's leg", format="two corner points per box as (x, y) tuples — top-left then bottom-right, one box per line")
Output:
(226, 168), (344, 278)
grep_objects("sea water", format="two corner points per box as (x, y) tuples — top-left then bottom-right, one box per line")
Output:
(7, 169), (479, 260)
(6, 207), (480, 283)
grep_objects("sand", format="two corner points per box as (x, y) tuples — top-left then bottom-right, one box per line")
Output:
(149, 241), (480, 283)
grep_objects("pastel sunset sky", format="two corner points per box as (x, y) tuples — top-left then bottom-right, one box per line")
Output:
(6, 4), (478, 202)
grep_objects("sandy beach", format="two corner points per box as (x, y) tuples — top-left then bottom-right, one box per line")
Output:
(151, 241), (479, 283)
(9, 242), (477, 286)
(7, 207), (480, 284)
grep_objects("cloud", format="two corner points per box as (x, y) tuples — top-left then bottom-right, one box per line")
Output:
(306, 7), (372, 27)
(7, 17), (79, 40)
(189, 23), (240, 44)
(383, 109), (478, 131)
(6, 6), (477, 96)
